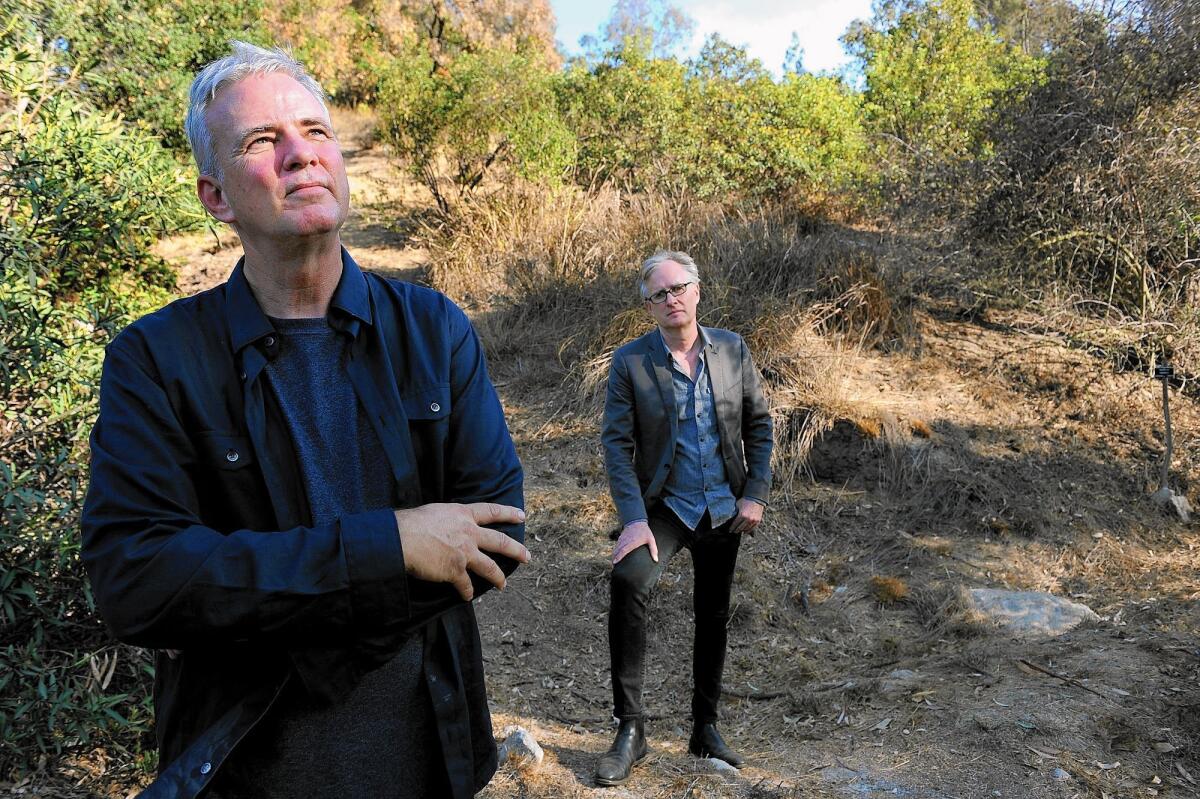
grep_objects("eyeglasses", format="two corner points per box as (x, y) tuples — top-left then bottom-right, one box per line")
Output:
(646, 281), (695, 304)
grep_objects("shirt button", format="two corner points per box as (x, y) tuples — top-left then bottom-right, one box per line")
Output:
(225, 449), (239, 463)
(430, 402), (441, 412)
(264, 336), (275, 347)
(200, 762), (212, 775)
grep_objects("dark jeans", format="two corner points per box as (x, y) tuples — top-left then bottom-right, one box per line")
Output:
(608, 507), (741, 725)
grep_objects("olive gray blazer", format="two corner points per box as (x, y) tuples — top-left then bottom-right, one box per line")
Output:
(601, 326), (773, 526)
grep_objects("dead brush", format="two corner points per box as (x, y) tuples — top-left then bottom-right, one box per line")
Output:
(910, 584), (993, 639)
(422, 181), (921, 484)
(870, 575), (911, 605)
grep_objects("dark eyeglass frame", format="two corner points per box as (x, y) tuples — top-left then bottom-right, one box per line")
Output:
(646, 281), (696, 304)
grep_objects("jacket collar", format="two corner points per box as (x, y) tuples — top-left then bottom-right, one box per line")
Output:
(225, 247), (373, 353)
(653, 325), (712, 361)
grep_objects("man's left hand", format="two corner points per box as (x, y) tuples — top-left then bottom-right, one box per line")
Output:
(730, 498), (764, 535)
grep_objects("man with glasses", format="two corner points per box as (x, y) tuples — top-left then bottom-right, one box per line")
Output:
(595, 251), (773, 786)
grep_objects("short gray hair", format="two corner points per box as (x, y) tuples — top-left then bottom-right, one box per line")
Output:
(185, 40), (328, 177)
(639, 250), (701, 299)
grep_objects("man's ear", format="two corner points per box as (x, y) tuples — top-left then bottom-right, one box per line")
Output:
(197, 175), (236, 224)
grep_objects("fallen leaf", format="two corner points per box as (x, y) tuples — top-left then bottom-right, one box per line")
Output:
(1153, 742), (1176, 753)
(872, 718), (892, 731)
(1176, 762), (1196, 786)
(1096, 761), (1120, 770)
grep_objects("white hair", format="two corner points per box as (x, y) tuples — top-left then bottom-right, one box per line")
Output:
(185, 40), (328, 177)
(639, 250), (701, 299)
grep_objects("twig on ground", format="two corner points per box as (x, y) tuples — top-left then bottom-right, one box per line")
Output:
(1016, 659), (1112, 700)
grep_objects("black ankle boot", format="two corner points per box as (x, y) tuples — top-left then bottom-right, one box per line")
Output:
(594, 718), (649, 786)
(688, 722), (744, 768)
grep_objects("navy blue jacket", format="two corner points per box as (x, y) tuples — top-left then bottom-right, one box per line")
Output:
(81, 251), (524, 798)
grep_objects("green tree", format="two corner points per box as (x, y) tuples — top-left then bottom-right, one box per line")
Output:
(556, 39), (690, 191)
(377, 43), (575, 211)
(850, 0), (1043, 158)
(38, 0), (267, 151)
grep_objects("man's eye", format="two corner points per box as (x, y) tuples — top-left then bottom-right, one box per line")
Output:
(248, 136), (273, 148)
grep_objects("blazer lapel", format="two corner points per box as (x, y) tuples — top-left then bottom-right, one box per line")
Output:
(704, 329), (732, 401)
(646, 335), (678, 440)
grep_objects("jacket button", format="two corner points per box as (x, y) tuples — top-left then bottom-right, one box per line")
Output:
(200, 762), (212, 775)
(264, 336), (275, 347)
(225, 449), (240, 463)
(429, 402), (440, 412)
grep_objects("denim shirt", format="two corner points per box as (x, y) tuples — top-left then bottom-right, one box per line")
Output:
(660, 331), (737, 530)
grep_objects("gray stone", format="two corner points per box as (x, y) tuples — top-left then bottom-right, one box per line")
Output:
(967, 589), (1099, 638)
(705, 756), (738, 773)
(878, 669), (923, 698)
(496, 726), (544, 769)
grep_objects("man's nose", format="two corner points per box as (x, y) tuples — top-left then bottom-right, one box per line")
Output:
(280, 130), (318, 171)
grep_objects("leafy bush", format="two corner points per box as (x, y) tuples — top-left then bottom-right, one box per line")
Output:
(557, 37), (869, 201)
(849, 0), (1043, 162)
(969, 0), (1200, 318)
(1, 35), (180, 775)
(40, 0), (267, 151)
(377, 43), (576, 212)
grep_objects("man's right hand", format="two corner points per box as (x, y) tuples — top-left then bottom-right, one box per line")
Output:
(395, 503), (529, 601)
(612, 520), (658, 565)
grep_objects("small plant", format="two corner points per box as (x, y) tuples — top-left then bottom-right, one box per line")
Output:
(871, 575), (911, 605)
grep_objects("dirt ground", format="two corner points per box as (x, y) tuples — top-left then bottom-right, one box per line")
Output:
(10, 109), (1199, 799)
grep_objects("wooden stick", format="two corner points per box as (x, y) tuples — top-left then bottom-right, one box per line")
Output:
(1017, 659), (1110, 699)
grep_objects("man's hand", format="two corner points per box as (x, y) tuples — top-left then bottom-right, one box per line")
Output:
(730, 498), (764, 535)
(395, 503), (529, 601)
(612, 520), (658, 565)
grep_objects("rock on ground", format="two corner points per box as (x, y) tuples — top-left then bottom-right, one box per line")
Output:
(967, 589), (1099, 638)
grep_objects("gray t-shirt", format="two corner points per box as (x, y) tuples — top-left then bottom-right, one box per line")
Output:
(210, 316), (444, 798)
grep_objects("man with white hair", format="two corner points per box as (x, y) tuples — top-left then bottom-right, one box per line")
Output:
(82, 41), (527, 798)
(595, 250), (773, 786)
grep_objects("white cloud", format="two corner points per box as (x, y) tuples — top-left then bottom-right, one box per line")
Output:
(682, 0), (872, 74)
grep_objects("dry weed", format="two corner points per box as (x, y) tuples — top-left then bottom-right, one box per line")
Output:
(871, 575), (911, 605)
(423, 181), (920, 483)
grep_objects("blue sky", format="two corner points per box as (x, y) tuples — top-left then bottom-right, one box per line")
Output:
(550, 0), (875, 75)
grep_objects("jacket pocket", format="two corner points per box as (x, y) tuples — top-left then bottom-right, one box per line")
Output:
(195, 432), (256, 471)
(401, 383), (451, 421)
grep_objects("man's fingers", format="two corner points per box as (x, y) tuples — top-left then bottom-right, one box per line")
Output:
(474, 526), (531, 563)
(468, 551), (507, 591)
(469, 502), (526, 526)
(451, 571), (474, 601)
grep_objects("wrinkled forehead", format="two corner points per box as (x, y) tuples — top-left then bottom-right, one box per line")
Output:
(207, 72), (330, 138)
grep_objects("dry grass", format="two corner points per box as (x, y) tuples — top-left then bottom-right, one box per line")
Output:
(870, 575), (911, 605)
(422, 181), (920, 484)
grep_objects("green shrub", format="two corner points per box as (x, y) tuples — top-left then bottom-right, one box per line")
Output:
(850, 0), (1043, 160)
(40, 0), (267, 151)
(377, 43), (576, 212)
(556, 37), (869, 201)
(1, 35), (180, 775)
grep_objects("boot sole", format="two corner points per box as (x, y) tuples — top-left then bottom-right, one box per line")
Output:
(594, 749), (650, 787)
